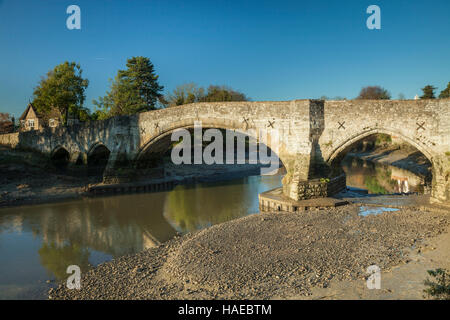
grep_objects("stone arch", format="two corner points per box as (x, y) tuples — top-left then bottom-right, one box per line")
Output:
(50, 145), (70, 168)
(324, 128), (446, 201)
(326, 128), (434, 166)
(135, 121), (285, 173)
(87, 142), (111, 177)
(87, 142), (110, 157)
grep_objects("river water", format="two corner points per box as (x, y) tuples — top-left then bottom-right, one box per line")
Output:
(0, 157), (427, 299)
(341, 156), (428, 195)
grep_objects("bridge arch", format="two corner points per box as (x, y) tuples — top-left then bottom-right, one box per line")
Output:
(50, 145), (70, 168)
(87, 142), (110, 157)
(134, 121), (284, 175)
(87, 142), (111, 177)
(326, 128), (435, 166)
(323, 127), (445, 200)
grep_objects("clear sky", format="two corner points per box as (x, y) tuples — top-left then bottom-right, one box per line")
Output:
(1, 0), (449, 117)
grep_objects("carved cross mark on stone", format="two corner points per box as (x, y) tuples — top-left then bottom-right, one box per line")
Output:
(140, 127), (146, 134)
(242, 117), (250, 129)
(267, 120), (275, 128)
(338, 121), (346, 130)
(416, 122), (425, 131)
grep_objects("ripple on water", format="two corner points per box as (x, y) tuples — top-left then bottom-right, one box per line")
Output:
(358, 206), (400, 217)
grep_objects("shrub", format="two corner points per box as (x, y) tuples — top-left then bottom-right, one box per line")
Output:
(423, 268), (450, 300)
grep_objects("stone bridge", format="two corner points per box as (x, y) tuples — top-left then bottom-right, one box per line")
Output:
(1, 99), (449, 203)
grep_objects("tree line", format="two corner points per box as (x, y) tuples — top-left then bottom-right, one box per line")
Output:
(26, 57), (248, 124)
(355, 84), (450, 100)
(321, 83), (450, 100)
(165, 83), (248, 107)
(5, 56), (450, 128)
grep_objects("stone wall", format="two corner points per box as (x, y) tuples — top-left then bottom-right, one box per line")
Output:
(0, 132), (19, 148)
(296, 174), (346, 200)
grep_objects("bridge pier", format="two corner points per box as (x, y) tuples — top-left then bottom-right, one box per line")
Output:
(66, 151), (88, 176)
(430, 155), (450, 204)
(280, 99), (347, 201)
(281, 155), (346, 201)
(103, 151), (136, 184)
(69, 151), (87, 165)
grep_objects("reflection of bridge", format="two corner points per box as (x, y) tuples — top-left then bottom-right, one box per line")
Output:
(1, 99), (449, 203)
(33, 195), (178, 256)
(391, 166), (426, 194)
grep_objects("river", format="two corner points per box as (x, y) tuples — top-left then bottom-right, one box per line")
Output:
(0, 156), (428, 299)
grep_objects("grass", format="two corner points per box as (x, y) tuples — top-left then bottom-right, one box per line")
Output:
(374, 133), (392, 147)
(423, 268), (450, 300)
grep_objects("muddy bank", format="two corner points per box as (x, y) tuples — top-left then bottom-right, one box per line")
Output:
(49, 204), (449, 300)
(0, 146), (88, 208)
(0, 146), (270, 208)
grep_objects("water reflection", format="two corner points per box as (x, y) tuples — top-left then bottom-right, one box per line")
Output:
(164, 175), (281, 233)
(341, 156), (428, 195)
(38, 243), (90, 280)
(0, 174), (282, 299)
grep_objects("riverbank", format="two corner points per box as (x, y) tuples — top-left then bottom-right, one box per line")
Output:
(49, 203), (449, 300)
(0, 146), (88, 208)
(0, 146), (270, 208)
(298, 218), (450, 299)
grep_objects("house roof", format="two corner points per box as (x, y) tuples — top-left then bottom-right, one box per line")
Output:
(19, 103), (37, 121)
(19, 103), (62, 122)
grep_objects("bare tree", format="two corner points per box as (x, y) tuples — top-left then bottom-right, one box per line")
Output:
(357, 86), (391, 100)
(0, 113), (13, 134)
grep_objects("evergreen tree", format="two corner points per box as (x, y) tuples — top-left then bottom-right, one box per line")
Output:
(94, 56), (164, 118)
(420, 85), (437, 99)
(439, 82), (450, 99)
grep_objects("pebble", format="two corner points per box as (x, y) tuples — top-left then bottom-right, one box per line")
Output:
(48, 205), (448, 300)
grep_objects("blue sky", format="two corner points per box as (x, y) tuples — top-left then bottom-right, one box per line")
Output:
(0, 0), (449, 117)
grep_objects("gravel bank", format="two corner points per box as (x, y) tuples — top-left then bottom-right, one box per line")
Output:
(49, 204), (449, 300)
